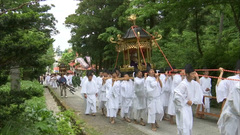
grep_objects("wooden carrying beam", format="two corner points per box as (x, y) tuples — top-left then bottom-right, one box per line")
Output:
(196, 96), (226, 118)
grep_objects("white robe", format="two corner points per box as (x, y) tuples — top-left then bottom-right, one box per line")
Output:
(106, 79), (121, 117)
(120, 80), (134, 118)
(93, 75), (97, 82)
(174, 79), (203, 135)
(81, 80), (98, 114)
(98, 77), (107, 109)
(160, 74), (172, 107)
(145, 76), (164, 123)
(56, 75), (61, 80)
(80, 76), (87, 87)
(200, 77), (211, 112)
(216, 75), (240, 103)
(168, 74), (182, 115)
(217, 82), (240, 135)
(51, 76), (58, 88)
(45, 75), (51, 85)
(67, 75), (73, 86)
(133, 77), (147, 120)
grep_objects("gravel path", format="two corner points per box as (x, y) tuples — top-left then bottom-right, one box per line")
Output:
(45, 86), (220, 135)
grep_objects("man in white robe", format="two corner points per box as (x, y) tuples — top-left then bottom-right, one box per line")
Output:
(51, 74), (58, 89)
(98, 70), (108, 115)
(105, 70), (121, 124)
(80, 75), (87, 87)
(81, 71), (98, 115)
(199, 70), (212, 114)
(45, 74), (51, 85)
(217, 81), (240, 135)
(161, 70), (172, 120)
(67, 73), (73, 86)
(133, 69), (147, 126)
(168, 71), (182, 124)
(217, 60), (240, 135)
(174, 64), (203, 135)
(145, 68), (164, 131)
(216, 67), (240, 103)
(120, 74), (134, 122)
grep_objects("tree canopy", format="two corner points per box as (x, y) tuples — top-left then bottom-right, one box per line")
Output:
(66, 0), (240, 72)
(0, 0), (57, 82)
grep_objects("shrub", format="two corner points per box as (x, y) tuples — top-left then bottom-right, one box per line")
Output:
(0, 97), (58, 135)
(0, 80), (44, 128)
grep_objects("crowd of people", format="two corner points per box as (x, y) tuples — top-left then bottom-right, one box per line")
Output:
(40, 73), (75, 97)
(40, 60), (240, 135)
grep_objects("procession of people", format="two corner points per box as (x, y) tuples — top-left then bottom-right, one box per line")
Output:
(40, 59), (240, 135)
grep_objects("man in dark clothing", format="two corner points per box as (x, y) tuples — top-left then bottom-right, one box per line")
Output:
(59, 74), (67, 97)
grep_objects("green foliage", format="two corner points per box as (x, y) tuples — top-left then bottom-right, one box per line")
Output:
(56, 110), (76, 135)
(65, 1), (240, 108)
(65, 0), (127, 70)
(72, 75), (80, 87)
(98, 27), (124, 68)
(0, 81), (83, 135)
(59, 49), (76, 65)
(0, 96), (58, 135)
(0, 0), (57, 80)
(0, 80), (44, 125)
(22, 45), (55, 80)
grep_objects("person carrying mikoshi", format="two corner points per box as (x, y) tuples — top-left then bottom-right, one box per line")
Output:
(80, 71), (98, 116)
(98, 70), (109, 116)
(167, 68), (183, 125)
(120, 73), (134, 122)
(173, 64), (203, 135)
(217, 60), (240, 135)
(198, 67), (212, 116)
(132, 69), (147, 126)
(105, 70), (121, 124)
(145, 68), (164, 131)
(216, 60), (240, 104)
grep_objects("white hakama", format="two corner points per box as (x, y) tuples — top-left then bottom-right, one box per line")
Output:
(120, 80), (134, 118)
(199, 77), (211, 112)
(174, 79), (203, 135)
(45, 75), (51, 85)
(160, 74), (172, 109)
(98, 78), (108, 110)
(146, 76), (164, 123)
(133, 77), (147, 121)
(217, 82), (240, 135)
(216, 75), (239, 103)
(51, 76), (58, 88)
(81, 80), (98, 114)
(168, 74), (182, 115)
(106, 79), (121, 118)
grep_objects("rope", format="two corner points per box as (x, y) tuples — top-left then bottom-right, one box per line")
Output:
(114, 52), (119, 69)
(141, 28), (173, 71)
(198, 74), (240, 81)
(131, 26), (147, 67)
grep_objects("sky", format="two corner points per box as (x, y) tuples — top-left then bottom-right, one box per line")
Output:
(40, 0), (79, 51)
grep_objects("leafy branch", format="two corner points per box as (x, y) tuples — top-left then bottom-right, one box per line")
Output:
(0, 0), (42, 16)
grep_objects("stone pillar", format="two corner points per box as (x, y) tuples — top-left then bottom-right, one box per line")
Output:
(10, 65), (20, 91)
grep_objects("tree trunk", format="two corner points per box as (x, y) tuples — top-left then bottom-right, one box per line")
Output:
(230, 4), (240, 41)
(195, 10), (203, 56)
(218, 12), (224, 46)
(10, 65), (20, 91)
(99, 53), (103, 71)
(149, 0), (156, 29)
